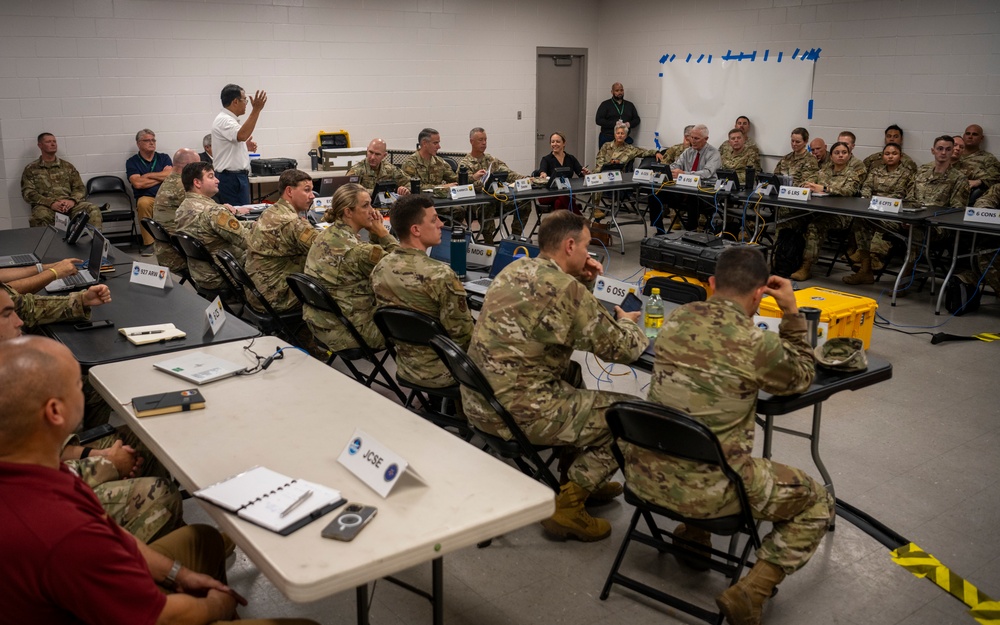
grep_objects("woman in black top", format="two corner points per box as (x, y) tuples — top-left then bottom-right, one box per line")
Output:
(534, 132), (590, 213)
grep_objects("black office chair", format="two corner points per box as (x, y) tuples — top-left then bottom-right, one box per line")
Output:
(214, 250), (302, 344)
(373, 307), (470, 437)
(172, 233), (239, 310)
(440, 155), (459, 173)
(140, 218), (190, 285)
(286, 273), (406, 403)
(599, 399), (762, 625)
(427, 334), (562, 493)
(86, 175), (137, 245)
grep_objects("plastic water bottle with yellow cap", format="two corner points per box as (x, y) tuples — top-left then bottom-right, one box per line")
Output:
(644, 288), (664, 338)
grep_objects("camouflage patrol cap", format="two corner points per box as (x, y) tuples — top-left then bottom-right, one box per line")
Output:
(432, 186), (449, 199)
(814, 337), (867, 372)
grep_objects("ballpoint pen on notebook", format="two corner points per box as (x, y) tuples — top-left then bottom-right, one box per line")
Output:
(280, 490), (314, 518)
(128, 330), (165, 336)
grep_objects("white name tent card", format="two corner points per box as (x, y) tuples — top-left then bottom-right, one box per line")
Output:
(676, 173), (701, 188)
(337, 428), (415, 498)
(467, 243), (496, 268)
(583, 172), (607, 187)
(778, 185), (812, 201)
(869, 196), (902, 213)
(54, 212), (70, 232)
(205, 296), (227, 336)
(594, 276), (640, 305)
(513, 178), (532, 192)
(130, 261), (174, 289)
(604, 170), (623, 183)
(964, 206), (1000, 225)
(449, 184), (476, 200)
(633, 169), (653, 182)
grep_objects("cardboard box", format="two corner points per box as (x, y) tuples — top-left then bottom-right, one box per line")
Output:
(756, 286), (877, 349)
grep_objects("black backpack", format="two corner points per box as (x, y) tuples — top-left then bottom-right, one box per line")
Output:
(771, 229), (805, 278)
(944, 274), (982, 316)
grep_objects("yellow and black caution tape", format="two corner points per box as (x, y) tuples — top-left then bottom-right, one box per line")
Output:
(891, 542), (1000, 624)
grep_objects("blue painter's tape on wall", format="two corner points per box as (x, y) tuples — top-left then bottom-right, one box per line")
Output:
(686, 53), (692, 62)
(777, 51), (783, 62)
(808, 99), (814, 119)
(697, 54), (704, 63)
(658, 72), (663, 77)
(659, 54), (668, 63)
(670, 54), (676, 62)
(708, 54), (712, 63)
(764, 49), (769, 61)
(750, 51), (757, 61)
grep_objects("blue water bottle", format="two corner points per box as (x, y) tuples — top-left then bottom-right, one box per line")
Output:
(450, 225), (467, 280)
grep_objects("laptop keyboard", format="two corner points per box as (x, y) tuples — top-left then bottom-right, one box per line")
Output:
(11, 254), (35, 264)
(469, 278), (492, 287)
(62, 273), (90, 286)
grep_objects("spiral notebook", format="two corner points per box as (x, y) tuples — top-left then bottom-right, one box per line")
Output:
(194, 466), (345, 535)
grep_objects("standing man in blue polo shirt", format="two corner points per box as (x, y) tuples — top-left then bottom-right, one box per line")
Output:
(211, 83), (267, 207)
(126, 129), (173, 256)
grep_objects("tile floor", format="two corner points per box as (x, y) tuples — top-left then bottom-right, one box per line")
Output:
(166, 216), (999, 625)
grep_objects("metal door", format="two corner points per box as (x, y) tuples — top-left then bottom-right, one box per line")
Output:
(535, 49), (587, 168)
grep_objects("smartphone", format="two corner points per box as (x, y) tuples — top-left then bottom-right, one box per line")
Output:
(620, 292), (644, 313)
(74, 319), (114, 331)
(77, 423), (116, 444)
(321, 503), (377, 541)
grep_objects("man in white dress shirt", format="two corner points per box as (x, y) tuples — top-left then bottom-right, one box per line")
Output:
(211, 83), (266, 206)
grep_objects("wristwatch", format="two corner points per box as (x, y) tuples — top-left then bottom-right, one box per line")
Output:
(164, 560), (183, 588)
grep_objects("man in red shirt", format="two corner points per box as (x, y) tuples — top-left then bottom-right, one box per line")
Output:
(0, 335), (316, 625)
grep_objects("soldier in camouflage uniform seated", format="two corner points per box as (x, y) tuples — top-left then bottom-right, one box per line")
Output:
(464, 211), (647, 542)
(21, 133), (104, 229)
(348, 138), (412, 196)
(641, 246), (830, 625)
(0, 288), (182, 542)
(151, 148), (202, 277)
(863, 124), (918, 176)
(371, 194), (474, 390)
(303, 183), (398, 352)
(719, 128), (761, 187)
(957, 124), (1000, 196)
(459, 128), (531, 243)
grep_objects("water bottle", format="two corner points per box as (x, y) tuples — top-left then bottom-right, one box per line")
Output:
(644, 288), (664, 338)
(410, 178), (421, 194)
(458, 164), (469, 186)
(450, 225), (467, 280)
(745, 166), (755, 191)
(308, 149), (319, 171)
(800, 306), (822, 348)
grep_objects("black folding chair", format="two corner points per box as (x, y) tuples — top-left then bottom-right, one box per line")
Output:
(286, 273), (406, 403)
(214, 249), (302, 344)
(427, 334), (562, 493)
(172, 233), (236, 308)
(86, 175), (138, 245)
(373, 307), (470, 437)
(600, 399), (762, 625)
(140, 218), (190, 285)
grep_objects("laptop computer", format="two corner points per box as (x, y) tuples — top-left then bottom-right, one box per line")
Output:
(463, 239), (540, 296)
(318, 175), (359, 197)
(44, 227), (108, 293)
(153, 351), (246, 385)
(0, 227), (56, 268)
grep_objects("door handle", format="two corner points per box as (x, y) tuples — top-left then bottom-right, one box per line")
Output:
(536, 133), (545, 140)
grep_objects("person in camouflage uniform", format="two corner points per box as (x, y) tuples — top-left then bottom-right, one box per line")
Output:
(303, 183), (397, 352)
(175, 163), (253, 291)
(639, 246), (828, 625)
(844, 143), (916, 286)
(957, 124), (1000, 194)
(348, 138), (412, 195)
(244, 169), (319, 313)
(464, 211), (646, 542)
(151, 148), (201, 276)
(863, 124), (918, 175)
(371, 194), (474, 389)
(595, 122), (658, 170)
(0, 289), (182, 542)
(970, 184), (1000, 294)
(21, 133), (104, 229)
(460, 128), (532, 243)
(659, 125), (692, 169)
(810, 137), (830, 168)
(836, 131), (869, 184)
(791, 142), (866, 280)
(400, 128), (459, 191)
(720, 128), (762, 186)
(774, 128), (820, 188)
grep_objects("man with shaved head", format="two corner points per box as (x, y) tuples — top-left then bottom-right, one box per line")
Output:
(596, 82), (641, 147)
(0, 335), (317, 625)
(957, 124), (1000, 193)
(151, 147), (202, 275)
(348, 137), (412, 196)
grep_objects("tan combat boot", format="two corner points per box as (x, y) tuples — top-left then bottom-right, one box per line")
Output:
(790, 260), (813, 282)
(540, 482), (612, 542)
(716, 560), (786, 625)
(672, 523), (713, 571)
(586, 480), (623, 505)
(842, 256), (874, 285)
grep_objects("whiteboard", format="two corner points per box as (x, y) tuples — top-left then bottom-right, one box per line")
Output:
(656, 52), (816, 158)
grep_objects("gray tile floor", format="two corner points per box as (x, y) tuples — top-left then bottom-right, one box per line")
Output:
(165, 216), (999, 624)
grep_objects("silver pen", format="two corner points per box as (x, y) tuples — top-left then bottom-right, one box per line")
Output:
(279, 490), (313, 518)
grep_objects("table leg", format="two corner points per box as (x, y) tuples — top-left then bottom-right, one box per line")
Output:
(890, 227), (914, 306)
(936, 230), (962, 314)
(356, 584), (370, 625)
(809, 403), (836, 530)
(432, 556), (444, 625)
(608, 189), (625, 255)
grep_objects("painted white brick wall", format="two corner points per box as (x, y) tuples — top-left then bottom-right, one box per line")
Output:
(594, 0), (999, 172)
(0, 0), (997, 229)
